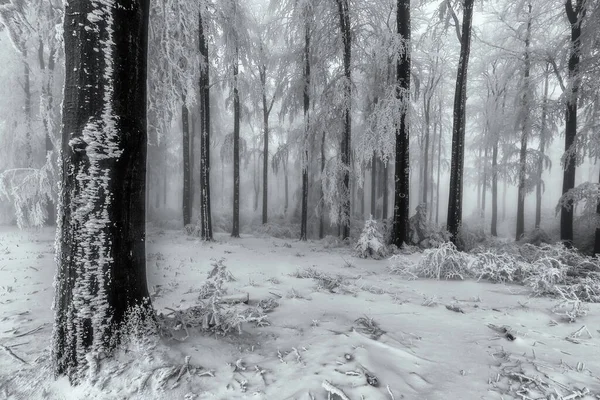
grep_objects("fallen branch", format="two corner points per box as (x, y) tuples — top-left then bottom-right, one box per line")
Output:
(0, 344), (28, 365)
(446, 304), (465, 314)
(322, 380), (351, 400)
(13, 324), (46, 338)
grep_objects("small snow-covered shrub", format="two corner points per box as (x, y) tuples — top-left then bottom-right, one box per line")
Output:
(198, 258), (236, 300)
(417, 242), (476, 280)
(470, 251), (530, 283)
(355, 217), (388, 259)
(291, 267), (350, 294)
(518, 228), (553, 246)
(253, 221), (298, 239)
(387, 255), (418, 280)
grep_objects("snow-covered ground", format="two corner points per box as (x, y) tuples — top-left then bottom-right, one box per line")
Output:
(1, 226), (599, 399)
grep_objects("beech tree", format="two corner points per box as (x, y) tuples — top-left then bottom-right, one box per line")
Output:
(52, 0), (152, 380)
(446, 0), (474, 247)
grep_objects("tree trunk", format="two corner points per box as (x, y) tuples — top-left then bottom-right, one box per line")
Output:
(300, 17), (310, 241)
(516, 4), (532, 241)
(190, 113), (195, 215)
(370, 155), (377, 218)
(319, 129), (326, 239)
(382, 161), (389, 220)
(392, 0), (411, 247)
(422, 99), (430, 206)
(491, 143), (498, 236)
(261, 63), (269, 224)
(53, 0), (151, 381)
(40, 41), (57, 226)
(182, 100), (191, 226)
(561, 0), (585, 246)
(23, 50), (32, 168)
(336, 0), (351, 239)
(436, 98), (442, 226)
(482, 146), (488, 216)
(199, 10), (212, 240)
(232, 46), (240, 238)
(447, 0), (474, 247)
(595, 168), (600, 255)
(535, 65), (550, 229)
(477, 148), (482, 211)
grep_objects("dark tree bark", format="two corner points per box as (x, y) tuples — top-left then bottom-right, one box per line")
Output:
(436, 98), (442, 225)
(482, 146), (488, 215)
(199, 10), (212, 240)
(516, 4), (532, 241)
(595, 168), (600, 256)
(23, 50), (32, 168)
(446, 0), (474, 247)
(422, 93), (431, 206)
(232, 46), (241, 238)
(535, 65), (550, 229)
(561, 0), (585, 246)
(392, 0), (411, 247)
(300, 17), (310, 241)
(190, 112), (196, 212)
(182, 100), (191, 226)
(336, 0), (351, 239)
(53, 0), (151, 381)
(382, 161), (389, 220)
(260, 58), (272, 224)
(319, 129), (326, 239)
(370, 155), (377, 218)
(491, 143), (498, 236)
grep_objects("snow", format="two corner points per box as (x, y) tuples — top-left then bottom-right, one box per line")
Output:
(1, 226), (600, 399)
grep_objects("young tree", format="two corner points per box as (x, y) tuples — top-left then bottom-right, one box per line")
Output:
(53, 0), (152, 380)
(446, 0), (475, 246)
(392, 0), (411, 247)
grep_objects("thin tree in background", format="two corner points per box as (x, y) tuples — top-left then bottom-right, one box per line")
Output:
(232, 42), (241, 238)
(535, 64), (550, 229)
(199, 7), (213, 241)
(182, 99), (191, 226)
(560, 0), (586, 246)
(595, 168), (600, 255)
(516, 3), (532, 241)
(446, 0), (475, 247)
(392, 0), (410, 247)
(300, 9), (311, 241)
(53, 0), (152, 380)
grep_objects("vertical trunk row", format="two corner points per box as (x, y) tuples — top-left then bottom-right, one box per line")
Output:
(319, 129), (326, 238)
(491, 143), (498, 236)
(371, 154), (377, 218)
(261, 62), (269, 224)
(561, 0), (585, 246)
(516, 3), (532, 241)
(446, 0), (474, 247)
(436, 97), (442, 226)
(199, 10), (213, 240)
(392, 0), (411, 247)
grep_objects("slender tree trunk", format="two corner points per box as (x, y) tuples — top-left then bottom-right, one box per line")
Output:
(300, 16), (310, 241)
(491, 143), (498, 236)
(422, 98), (431, 205)
(535, 65), (550, 229)
(319, 129), (326, 238)
(561, 0), (585, 246)
(190, 113), (195, 214)
(370, 155), (377, 218)
(53, 0), (151, 380)
(477, 148), (482, 211)
(199, 10), (212, 240)
(392, 0), (411, 247)
(516, 4), (532, 241)
(595, 168), (600, 255)
(261, 64), (269, 224)
(447, 0), (475, 247)
(182, 100), (191, 226)
(502, 178), (507, 222)
(429, 119), (437, 221)
(482, 146), (488, 216)
(40, 40), (57, 226)
(23, 50), (32, 168)
(436, 98), (442, 225)
(232, 45), (241, 237)
(382, 162), (388, 220)
(335, 0), (352, 239)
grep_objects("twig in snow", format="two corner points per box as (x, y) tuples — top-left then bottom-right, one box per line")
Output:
(13, 324), (46, 338)
(0, 344), (28, 365)
(446, 304), (465, 313)
(386, 385), (395, 400)
(268, 291), (282, 298)
(322, 380), (351, 400)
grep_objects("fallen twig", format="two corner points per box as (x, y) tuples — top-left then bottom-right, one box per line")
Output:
(446, 304), (465, 314)
(0, 344), (28, 365)
(322, 380), (351, 400)
(13, 324), (46, 338)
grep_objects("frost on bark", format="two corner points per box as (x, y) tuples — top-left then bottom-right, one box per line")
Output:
(392, 0), (411, 248)
(300, 16), (310, 242)
(336, 0), (351, 240)
(52, 0), (152, 381)
(516, 4), (532, 241)
(446, 0), (474, 247)
(199, 9), (213, 241)
(561, 0), (585, 246)
(595, 168), (600, 256)
(232, 44), (241, 238)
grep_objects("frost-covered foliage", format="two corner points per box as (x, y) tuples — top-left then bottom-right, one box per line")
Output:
(158, 259), (270, 338)
(407, 204), (451, 248)
(0, 158), (54, 228)
(355, 217), (388, 259)
(417, 242), (476, 280)
(556, 182), (600, 228)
